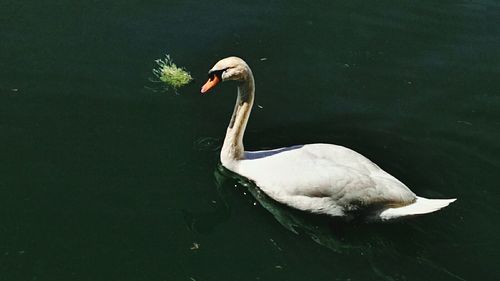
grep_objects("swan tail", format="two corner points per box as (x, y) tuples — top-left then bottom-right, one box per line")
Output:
(378, 196), (456, 221)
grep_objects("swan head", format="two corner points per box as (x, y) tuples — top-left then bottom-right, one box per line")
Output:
(201, 56), (250, 94)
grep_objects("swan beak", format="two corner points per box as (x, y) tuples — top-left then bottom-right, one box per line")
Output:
(201, 75), (220, 94)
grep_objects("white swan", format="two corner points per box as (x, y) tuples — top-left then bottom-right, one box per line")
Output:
(201, 56), (456, 221)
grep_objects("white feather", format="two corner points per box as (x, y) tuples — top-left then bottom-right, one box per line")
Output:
(378, 197), (457, 220)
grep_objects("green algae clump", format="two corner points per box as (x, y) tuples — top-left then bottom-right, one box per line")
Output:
(153, 55), (193, 90)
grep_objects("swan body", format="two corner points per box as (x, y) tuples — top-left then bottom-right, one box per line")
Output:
(201, 57), (456, 221)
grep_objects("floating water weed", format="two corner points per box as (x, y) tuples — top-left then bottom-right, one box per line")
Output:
(152, 55), (192, 91)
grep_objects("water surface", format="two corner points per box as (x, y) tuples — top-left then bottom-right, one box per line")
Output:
(1, 0), (500, 280)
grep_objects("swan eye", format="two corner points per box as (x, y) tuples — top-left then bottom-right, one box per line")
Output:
(208, 67), (231, 80)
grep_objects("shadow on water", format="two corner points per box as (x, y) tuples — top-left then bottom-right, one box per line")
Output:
(190, 162), (467, 280)
(213, 163), (359, 253)
(188, 127), (472, 280)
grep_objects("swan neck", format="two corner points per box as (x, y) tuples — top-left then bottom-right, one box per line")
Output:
(221, 71), (255, 164)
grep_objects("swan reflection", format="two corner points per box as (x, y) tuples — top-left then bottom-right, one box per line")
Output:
(215, 163), (366, 253)
(211, 164), (464, 280)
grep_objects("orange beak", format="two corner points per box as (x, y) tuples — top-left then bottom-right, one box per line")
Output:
(201, 75), (220, 94)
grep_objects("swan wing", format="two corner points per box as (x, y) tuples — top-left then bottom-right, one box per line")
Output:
(236, 144), (416, 216)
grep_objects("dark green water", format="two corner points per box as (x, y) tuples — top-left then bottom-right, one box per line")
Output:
(1, 0), (500, 280)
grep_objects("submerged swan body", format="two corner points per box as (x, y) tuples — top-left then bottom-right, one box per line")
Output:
(201, 57), (456, 220)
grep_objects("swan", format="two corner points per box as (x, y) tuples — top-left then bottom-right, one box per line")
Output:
(200, 56), (456, 221)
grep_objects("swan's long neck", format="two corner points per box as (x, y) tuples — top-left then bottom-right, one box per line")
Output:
(221, 69), (255, 165)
